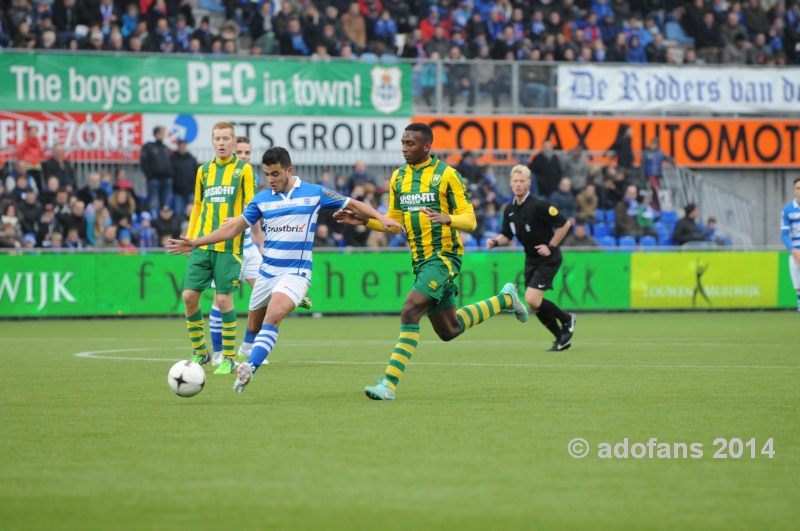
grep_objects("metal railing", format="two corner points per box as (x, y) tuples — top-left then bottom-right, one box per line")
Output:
(662, 166), (756, 247)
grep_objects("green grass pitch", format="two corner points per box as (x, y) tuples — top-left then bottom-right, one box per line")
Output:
(1, 312), (798, 530)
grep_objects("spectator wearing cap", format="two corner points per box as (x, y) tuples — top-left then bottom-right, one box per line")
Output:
(82, 29), (106, 51)
(16, 125), (44, 190)
(723, 33), (751, 63)
(22, 233), (36, 249)
(118, 229), (136, 252)
(171, 140), (199, 217)
(139, 126), (174, 212)
(138, 211), (157, 248)
(152, 204), (181, 241)
(192, 15), (213, 51)
(42, 144), (75, 187)
(419, 7), (441, 41)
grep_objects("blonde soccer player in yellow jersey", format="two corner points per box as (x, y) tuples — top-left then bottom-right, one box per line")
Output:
(335, 123), (529, 400)
(181, 122), (254, 375)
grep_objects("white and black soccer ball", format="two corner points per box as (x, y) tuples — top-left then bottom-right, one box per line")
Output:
(168, 361), (206, 397)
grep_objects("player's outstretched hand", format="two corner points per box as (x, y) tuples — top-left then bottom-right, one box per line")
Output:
(378, 214), (405, 234)
(166, 236), (197, 255)
(334, 209), (367, 226)
(420, 207), (451, 225)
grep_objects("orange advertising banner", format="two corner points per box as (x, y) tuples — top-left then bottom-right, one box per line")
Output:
(413, 115), (800, 168)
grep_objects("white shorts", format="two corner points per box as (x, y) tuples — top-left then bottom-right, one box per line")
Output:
(790, 255), (800, 290)
(240, 245), (262, 281)
(249, 273), (310, 311)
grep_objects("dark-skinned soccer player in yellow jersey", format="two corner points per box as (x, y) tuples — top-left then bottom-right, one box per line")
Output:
(335, 123), (529, 400)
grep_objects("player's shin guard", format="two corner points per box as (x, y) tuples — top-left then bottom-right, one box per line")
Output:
(186, 309), (208, 355)
(455, 293), (512, 334)
(383, 324), (420, 391)
(538, 299), (570, 326)
(535, 306), (562, 340)
(209, 305), (223, 355)
(248, 324), (279, 372)
(221, 310), (237, 360)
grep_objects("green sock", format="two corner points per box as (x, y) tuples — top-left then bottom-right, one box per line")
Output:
(221, 309), (237, 361)
(456, 293), (512, 334)
(186, 309), (208, 355)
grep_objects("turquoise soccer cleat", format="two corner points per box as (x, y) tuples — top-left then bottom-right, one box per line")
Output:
(365, 378), (395, 401)
(501, 283), (529, 323)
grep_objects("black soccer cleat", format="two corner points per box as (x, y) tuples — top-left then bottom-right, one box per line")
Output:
(558, 313), (577, 349)
(546, 341), (570, 352)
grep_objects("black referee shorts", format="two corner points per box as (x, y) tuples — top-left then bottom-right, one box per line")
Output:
(524, 254), (563, 291)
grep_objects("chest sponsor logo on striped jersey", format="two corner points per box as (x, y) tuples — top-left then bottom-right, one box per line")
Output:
(204, 186), (237, 202)
(400, 193), (436, 206)
(268, 223), (307, 233)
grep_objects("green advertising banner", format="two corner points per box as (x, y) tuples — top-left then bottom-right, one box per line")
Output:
(0, 53), (411, 117)
(0, 250), (628, 317)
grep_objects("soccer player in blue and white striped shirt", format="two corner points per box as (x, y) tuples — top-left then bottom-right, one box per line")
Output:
(167, 147), (404, 393)
(780, 177), (800, 313)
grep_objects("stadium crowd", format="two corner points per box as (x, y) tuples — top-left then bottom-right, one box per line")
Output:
(0, 0), (797, 65)
(0, 123), (725, 250)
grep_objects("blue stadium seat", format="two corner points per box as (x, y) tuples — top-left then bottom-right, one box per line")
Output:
(595, 210), (605, 222)
(593, 223), (610, 239)
(653, 221), (665, 232)
(618, 235), (637, 248)
(599, 236), (617, 248)
(661, 210), (678, 224)
(640, 235), (657, 247)
(604, 209), (615, 224)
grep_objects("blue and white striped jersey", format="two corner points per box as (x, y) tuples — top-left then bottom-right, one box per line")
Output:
(242, 177), (349, 280)
(781, 199), (800, 250)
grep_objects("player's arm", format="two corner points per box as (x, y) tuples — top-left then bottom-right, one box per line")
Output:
(186, 167), (204, 237)
(487, 206), (513, 249)
(250, 219), (265, 252)
(535, 204), (571, 257)
(346, 198), (404, 233)
(167, 216), (249, 254)
(242, 165), (255, 206)
(422, 169), (476, 230)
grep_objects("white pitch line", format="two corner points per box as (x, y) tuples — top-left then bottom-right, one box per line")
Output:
(72, 347), (800, 370)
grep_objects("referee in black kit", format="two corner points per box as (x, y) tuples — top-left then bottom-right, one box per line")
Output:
(486, 165), (577, 351)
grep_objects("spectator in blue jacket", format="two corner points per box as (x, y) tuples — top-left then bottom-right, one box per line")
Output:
(626, 35), (647, 62)
(592, 0), (615, 21)
(374, 10), (398, 46)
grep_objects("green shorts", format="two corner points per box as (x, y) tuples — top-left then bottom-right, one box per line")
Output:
(411, 253), (462, 316)
(183, 248), (242, 294)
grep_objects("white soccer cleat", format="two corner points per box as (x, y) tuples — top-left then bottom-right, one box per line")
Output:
(211, 350), (223, 367)
(233, 362), (254, 393)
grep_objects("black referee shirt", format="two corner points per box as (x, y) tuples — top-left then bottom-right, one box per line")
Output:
(500, 193), (569, 259)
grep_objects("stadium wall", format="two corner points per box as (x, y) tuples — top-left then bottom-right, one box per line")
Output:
(0, 251), (795, 318)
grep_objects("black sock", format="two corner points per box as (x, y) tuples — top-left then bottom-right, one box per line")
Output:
(539, 299), (570, 327)
(536, 308), (562, 340)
